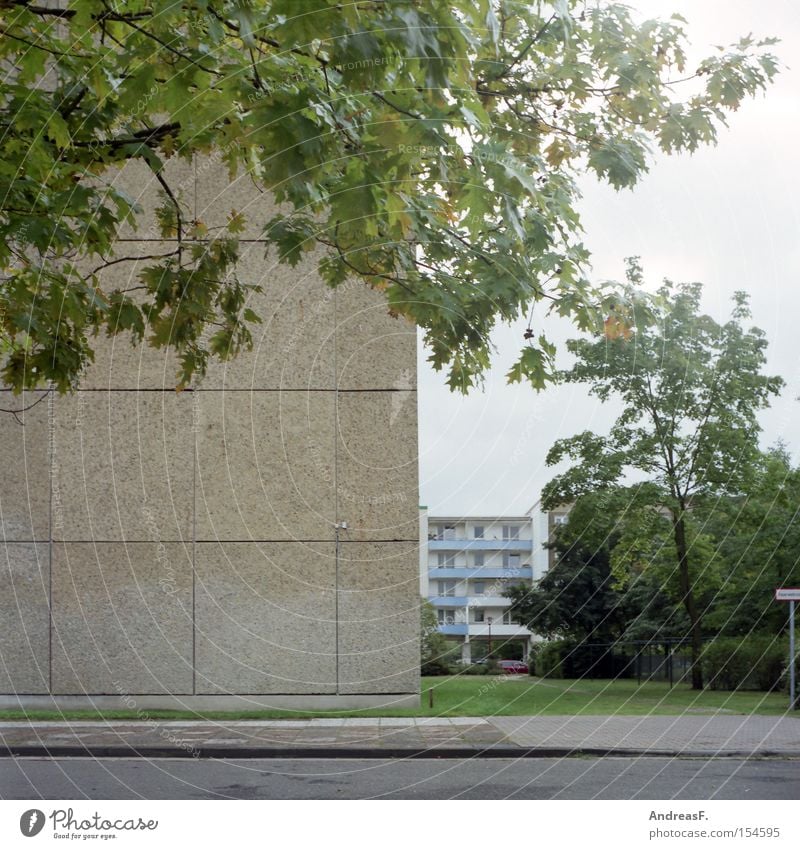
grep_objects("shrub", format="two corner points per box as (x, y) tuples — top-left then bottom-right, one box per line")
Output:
(527, 645), (541, 676)
(701, 638), (750, 690)
(749, 635), (788, 692)
(421, 657), (455, 676)
(537, 640), (565, 678)
(483, 658), (503, 676)
(701, 635), (788, 691)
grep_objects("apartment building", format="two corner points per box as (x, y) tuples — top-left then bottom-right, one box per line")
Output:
(530, 499), (572, 572)
(419, 510), (542, 664)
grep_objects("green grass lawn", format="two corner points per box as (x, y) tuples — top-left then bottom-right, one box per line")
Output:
(0, 676), (792, 721)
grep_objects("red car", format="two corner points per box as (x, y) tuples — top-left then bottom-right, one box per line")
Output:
(498, 660), (528, 675)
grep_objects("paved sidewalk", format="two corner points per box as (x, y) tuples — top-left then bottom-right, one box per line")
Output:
(2, 715), (799, 758)
(491, 715), (800, 756)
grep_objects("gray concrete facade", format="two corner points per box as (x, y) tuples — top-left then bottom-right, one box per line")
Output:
(0, 157), (420, 708)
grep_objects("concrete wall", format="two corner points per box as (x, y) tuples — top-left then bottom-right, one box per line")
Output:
(0, 157), (420, 708)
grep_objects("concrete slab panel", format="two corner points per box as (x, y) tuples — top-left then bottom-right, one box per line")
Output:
(0, 391), (49, 541)
(77, 237), (331, 391)
(51, 542), (193, 695)
(198, 241), (334, 390)
(337, 542), (420, 694)
(112, 156), (195, 241)
(0, 543), (50, 694)
(194, 542), (337, 694)
(76, 242), (184, 390)
(194, 158), (284, 240)
(195, 391), (335, 542)
(336, 283), (417, 390)
(52, 392), (194, 541)
(336, 391), (419, 541)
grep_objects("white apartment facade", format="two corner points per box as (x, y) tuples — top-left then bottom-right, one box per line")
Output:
(419, 508), (551, 664)
(530, 498), (572, 573)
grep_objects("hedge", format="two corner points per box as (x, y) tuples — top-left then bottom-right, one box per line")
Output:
(700, 635), (790, 691)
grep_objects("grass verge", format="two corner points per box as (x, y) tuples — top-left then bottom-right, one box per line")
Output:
(0, 676), (791, 721)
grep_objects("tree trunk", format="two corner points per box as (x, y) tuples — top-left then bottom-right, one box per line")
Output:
(673, 510), (704, 689)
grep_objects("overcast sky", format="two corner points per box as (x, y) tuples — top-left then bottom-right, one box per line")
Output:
(418, 0), (800, 517)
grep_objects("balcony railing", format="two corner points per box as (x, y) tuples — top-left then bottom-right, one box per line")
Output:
(428, 566), (533, 580)
(468, 622), (532, 637)
(438, 623), (469, 636)
(465, 595), (512, 607)
(429, 596), (469, 607)
(428, 538), (533, 552)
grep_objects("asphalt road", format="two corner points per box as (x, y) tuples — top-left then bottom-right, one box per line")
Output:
(1, 757), (798, 800)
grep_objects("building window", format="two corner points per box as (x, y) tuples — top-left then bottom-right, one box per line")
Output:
(473, 580), (485, 596)
(503, 552), (521, 569)
(437, 553), (455, 568)
(503, 611), (516, 625)
(473, 609), (485, 623)
(443, 524), (456, 540)
(438, 609), (455, 625)
(473, 552), (484, 567)
(503, 524), (520, 540)
(438, 580), (456, 597)
(473, 525), (484, 539)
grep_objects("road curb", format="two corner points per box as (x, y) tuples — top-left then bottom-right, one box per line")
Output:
(1, 745), (796, 760)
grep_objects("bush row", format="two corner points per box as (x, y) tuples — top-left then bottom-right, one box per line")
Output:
(527, 635), (797, 691)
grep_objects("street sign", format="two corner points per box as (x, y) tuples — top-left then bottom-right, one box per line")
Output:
(775, 589), (800, 711)
(775, 588), (800, 601)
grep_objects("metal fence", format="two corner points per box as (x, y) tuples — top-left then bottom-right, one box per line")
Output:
(575, 639), (695, 687)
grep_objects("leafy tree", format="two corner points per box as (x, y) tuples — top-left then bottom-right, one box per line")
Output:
(509, 487), (688, 647)
(510, 541), (621, 640)
(0, 1), (779, 392)
(420, 599), (455, 675)
(701, 445), (800, 637)
(508, 491), (627, 643)
(541, 267), (784, 688)
(605, 485), (722, 644)
(619, 566), (690, 644)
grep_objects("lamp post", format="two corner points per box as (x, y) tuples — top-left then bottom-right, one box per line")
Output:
(487, 616), (493, 660)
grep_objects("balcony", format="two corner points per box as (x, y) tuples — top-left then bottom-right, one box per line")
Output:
(429, 596), (469, 607)
(428, 539), (533, 552)
(465, 596), (511, 608)
(438, 623), (469, 636)
(468, 622), (532, 637)
(428, 567), (533, 580)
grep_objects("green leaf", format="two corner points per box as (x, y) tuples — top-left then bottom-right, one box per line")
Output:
(507, 346), (553, 390)
(588, 137), (648, 189)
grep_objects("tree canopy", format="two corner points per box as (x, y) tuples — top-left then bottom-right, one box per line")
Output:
(508, 495), (626, 644)
(507, 488), (688, 646)
(701, 445), (800, 637)
(511, 452), (800, 685)
(540, 270), (784, 687)
(0, 0), (779, 392)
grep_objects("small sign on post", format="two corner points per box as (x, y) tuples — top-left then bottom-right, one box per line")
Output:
(775, 588), (800, 602)
(775, 588), (800, 710)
